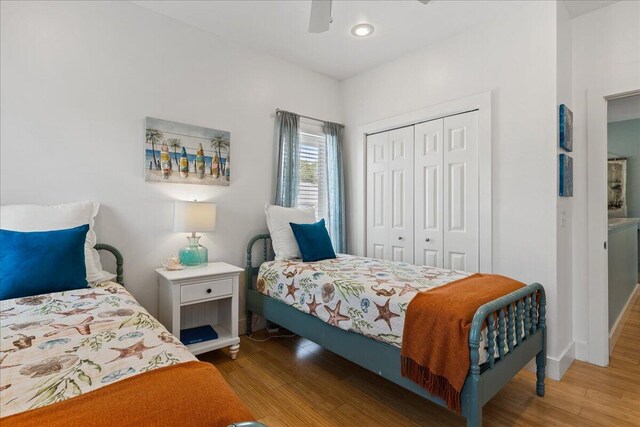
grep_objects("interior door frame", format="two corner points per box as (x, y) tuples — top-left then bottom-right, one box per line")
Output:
(586, 78), (640, 367)
(358, 91), (492, 272)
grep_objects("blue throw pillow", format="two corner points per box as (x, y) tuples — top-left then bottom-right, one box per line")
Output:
(289, 219), (337, 262)
(0, 224), (89, 300)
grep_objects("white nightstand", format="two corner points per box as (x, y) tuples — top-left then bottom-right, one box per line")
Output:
(156, 262), (243, 359)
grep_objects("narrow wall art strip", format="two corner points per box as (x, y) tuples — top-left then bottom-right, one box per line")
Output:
(559, 104), (573, 152)
(559, 153), (573, 197)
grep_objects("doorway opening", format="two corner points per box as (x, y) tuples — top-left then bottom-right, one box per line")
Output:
(606, 95), (640, 352)
(587, 83), (640, 367)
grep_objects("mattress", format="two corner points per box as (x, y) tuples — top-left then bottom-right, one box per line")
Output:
(257, 255), (474, 347)
(0, 281), (196, 418)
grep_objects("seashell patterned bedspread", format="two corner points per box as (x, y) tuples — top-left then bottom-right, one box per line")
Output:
(0, 282), (196, 418)
(257, 254), (472, 348)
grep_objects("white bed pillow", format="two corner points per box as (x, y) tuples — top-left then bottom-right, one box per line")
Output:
(0, 201), (116, 283)
(265, 204), (316, 260)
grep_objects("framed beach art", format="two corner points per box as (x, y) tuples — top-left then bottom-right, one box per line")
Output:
(145, 117), (230, 186)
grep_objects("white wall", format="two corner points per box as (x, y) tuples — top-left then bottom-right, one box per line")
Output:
(571, 0), (640, 359)
(0, 1), (342, 327)
(340, 1), (570, 377)
(555, 0), (575, 377)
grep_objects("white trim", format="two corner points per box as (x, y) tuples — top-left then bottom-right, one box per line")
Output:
(546, 340), (575, 380)
(357, 91), (493, 272)
(609, 283), (639, 354)
(574, 339), (589, 362)
(524, 341), (575, 381)
(586, 78), (640, 367)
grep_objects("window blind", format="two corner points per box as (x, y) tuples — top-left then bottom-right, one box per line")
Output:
(298, 129), (328, 223)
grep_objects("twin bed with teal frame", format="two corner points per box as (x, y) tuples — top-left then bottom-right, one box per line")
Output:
(245, 234), (546, 427)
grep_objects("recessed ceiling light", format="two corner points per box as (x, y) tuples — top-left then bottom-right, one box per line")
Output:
(351, 23), (374, 37)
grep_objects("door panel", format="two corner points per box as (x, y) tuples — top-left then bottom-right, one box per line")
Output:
(449, 252), (467, 271)
(392, 169), (406, 228)
(366, 132), (389, 260)
(387, 126), (414, 263)
(392, 246), (406, 262)
(414, 119), (444, 267)
(449, 162), (466, 231)
(443, 112), (479, 272)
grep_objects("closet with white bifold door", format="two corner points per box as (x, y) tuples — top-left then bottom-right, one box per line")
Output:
(366, 110), (479, 272)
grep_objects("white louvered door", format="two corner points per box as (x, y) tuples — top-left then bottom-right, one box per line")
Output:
(366, 131), (390, 260)
(387, 126), (414, 263)
(414, 119), (444, 267)
(443, 112), (479, 272)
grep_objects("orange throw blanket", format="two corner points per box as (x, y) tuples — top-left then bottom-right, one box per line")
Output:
(0, 361), (254, 427)
(401, 273), (524, 413)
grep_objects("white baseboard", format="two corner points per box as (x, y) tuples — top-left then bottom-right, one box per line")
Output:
(239, 314), (267, 335)
(546, 341), (575, 380)
(609, 284), (640, 354)
(239, 317), (247, 336)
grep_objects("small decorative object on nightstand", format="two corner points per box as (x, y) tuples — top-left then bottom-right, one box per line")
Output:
(157, 262), (243, 359)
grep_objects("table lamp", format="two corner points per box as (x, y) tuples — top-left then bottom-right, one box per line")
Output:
(173, 201), (217, 266)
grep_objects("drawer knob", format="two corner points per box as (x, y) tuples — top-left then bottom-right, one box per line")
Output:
(425, 238), (430, 242)
(206, 288), (212, 294)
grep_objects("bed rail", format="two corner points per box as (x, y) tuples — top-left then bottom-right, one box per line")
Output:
(95, 243), (124, 286)
(245, 233), (546, 426)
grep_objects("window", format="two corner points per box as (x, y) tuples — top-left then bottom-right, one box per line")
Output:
(297, 121), (328, 222)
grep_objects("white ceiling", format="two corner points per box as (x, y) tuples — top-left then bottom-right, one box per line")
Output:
(608, 95), (640, 123)
(134, 1), (619, 81)
(133, 0), (529, 80)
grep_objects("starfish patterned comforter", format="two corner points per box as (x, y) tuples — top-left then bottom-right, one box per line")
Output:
(257, 255), (474, 347)
(0, 282), (196, 418)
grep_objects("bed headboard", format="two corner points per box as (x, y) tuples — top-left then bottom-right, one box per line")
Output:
(245, 234), (272, 292)
(94, 243), (124, 286)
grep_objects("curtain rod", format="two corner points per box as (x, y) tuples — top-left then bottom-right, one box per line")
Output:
(276, 108), (344, 128)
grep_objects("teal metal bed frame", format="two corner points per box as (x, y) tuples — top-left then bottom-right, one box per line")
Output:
(245, 234), (546, 427)
(94, 243), (124, 285)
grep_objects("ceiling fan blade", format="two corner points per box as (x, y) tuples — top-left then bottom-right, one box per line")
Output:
(418, 0), (431, 4)
(309, 0), (332, 33)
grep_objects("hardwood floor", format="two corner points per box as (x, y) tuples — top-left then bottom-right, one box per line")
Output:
(201, 295), (640, 426)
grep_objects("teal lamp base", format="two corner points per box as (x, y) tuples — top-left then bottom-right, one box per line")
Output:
(179, 234), (208, 266)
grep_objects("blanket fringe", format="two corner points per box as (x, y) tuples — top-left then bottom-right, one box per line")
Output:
(401, 355), (462, 414)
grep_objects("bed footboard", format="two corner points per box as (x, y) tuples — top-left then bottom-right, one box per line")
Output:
(245, 234), (546, 427)
(464, 283), (546, 426)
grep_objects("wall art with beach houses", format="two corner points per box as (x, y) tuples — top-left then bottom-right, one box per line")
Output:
(145, 117), (230, 186)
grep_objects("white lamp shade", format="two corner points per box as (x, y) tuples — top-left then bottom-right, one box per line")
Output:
(173, 202), (217, 233)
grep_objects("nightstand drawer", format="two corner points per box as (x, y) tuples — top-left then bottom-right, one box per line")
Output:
(181, 278), (233, 303)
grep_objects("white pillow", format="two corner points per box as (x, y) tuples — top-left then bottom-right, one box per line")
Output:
(0, 201), (116, 283)
(265, 204), (316, 260)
